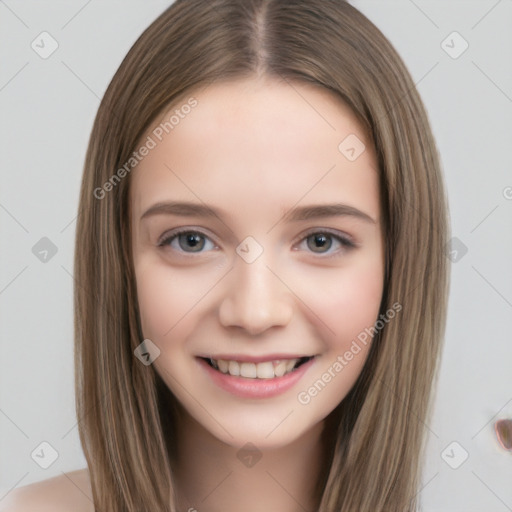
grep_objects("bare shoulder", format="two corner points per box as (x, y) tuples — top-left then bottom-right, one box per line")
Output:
(0, 468), (94, 512)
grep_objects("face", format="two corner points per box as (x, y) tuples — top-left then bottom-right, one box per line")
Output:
(130, 76), (384, 449)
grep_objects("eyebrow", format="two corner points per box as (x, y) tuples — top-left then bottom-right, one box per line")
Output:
(140, 201), (376, 224)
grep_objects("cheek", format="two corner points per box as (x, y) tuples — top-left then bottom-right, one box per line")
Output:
(134, 258), (226, 342)
(334, 268), (383, 342)
(294, 264), (383, 413)
(292, 259), (384, 350)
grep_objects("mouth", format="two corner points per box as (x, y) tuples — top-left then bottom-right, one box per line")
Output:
(200, 356), (314, 379)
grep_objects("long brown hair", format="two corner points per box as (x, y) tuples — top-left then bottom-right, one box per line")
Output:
(74, 1), (450, 510)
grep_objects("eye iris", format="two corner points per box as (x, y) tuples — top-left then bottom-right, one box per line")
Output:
(179, 232), (204, 252)
(307, 233), (332, 252)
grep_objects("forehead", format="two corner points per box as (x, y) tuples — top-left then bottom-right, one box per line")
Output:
(130, 76), (378, 221)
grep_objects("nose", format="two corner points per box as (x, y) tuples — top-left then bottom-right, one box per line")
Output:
(218, 253), (293, 335)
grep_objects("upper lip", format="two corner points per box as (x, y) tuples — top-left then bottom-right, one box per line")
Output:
(198, 353), (315, 363)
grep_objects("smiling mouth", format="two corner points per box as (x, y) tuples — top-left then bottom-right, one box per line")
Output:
(201, 356), (314, 379)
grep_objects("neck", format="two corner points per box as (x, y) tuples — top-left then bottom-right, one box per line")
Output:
(172, 409), (332, 512)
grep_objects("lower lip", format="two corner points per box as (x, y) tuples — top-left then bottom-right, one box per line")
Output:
(197, 357), (316, 399)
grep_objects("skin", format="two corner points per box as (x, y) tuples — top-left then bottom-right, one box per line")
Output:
(0, 469), (94, 511)
(3, 76), (383, 512)
(131, 76), (384, 511)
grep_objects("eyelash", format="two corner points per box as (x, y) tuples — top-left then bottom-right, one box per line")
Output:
(157, 227), (356, 258)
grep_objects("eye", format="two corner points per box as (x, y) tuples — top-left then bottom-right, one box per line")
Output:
(158, 228), (355, 257)
(158, 229), (216, 253)
(297, 230), (355, 256)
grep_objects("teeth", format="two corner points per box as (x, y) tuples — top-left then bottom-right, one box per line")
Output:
(240, 362), (257, 378)
(285, 360), (296, 373)
(211, 358), (304, 379)
(228, 360), (240, 376)
(217, 359), (229, 373)
(256, 361), (274, 379)
(274, 360), (288, 377)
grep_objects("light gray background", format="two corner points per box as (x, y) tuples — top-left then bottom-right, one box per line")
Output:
(1, 1), (511, 510)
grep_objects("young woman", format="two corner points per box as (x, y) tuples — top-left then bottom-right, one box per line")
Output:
(4, 0), (449, 510)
